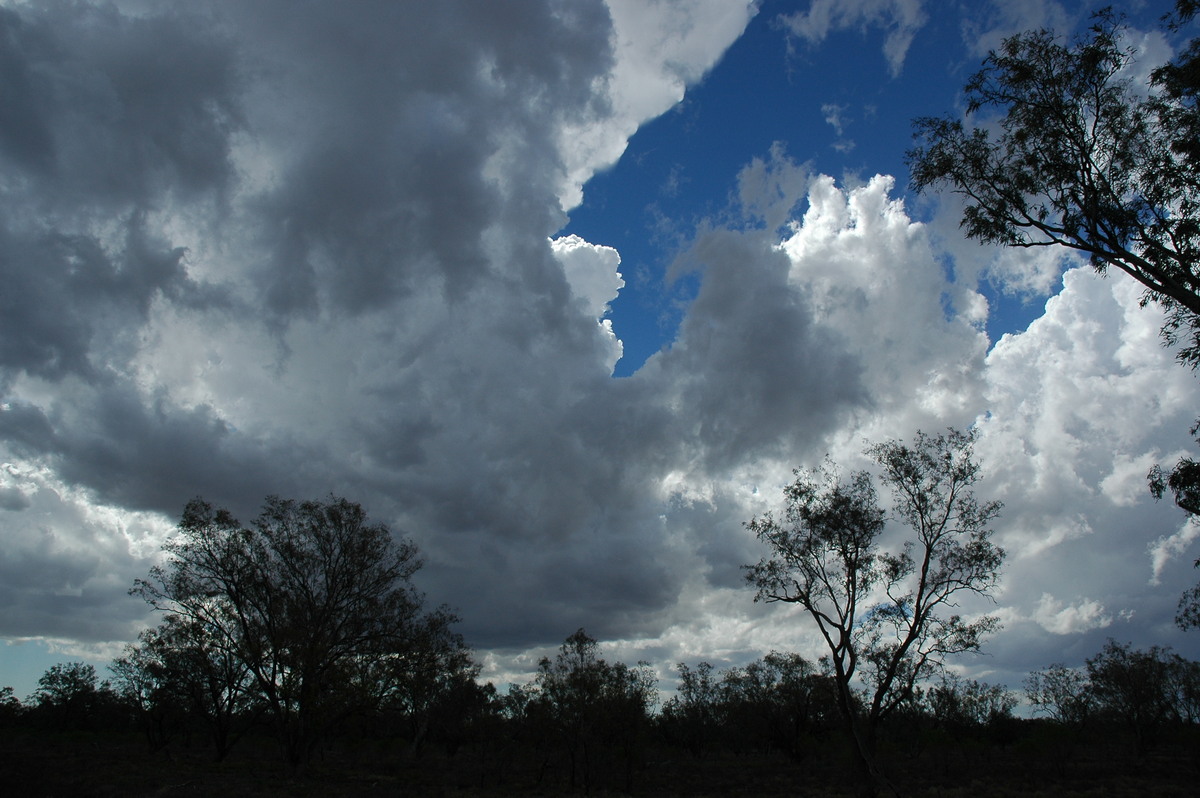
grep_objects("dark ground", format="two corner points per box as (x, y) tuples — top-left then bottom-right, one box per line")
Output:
(5, 727), (1199, 797)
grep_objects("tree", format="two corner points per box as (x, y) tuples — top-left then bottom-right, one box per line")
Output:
(133, 495), (455, 769)
(907, 0), (1200, 671)
(660, 661), (721, 757)
(374, 606), (478, 756)
(1024, 663), (1093, 729)
(28, 662), (119, 731)
(909, 6), (1200, 366)
(745, 428), (1004, 797)
(111, 616), (257, 759)
(1086, 639), (1188, 756)
(926, 673), (1016, 732)
(531, 629), (657, 792)
(719, 651), (838, 760)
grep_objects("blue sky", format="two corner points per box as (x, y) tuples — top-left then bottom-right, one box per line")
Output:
(565, 0), (1068, 376)
(1, 0), (1197, 703)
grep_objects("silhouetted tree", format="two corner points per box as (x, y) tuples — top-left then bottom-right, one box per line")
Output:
(660, 661), (721, 757)
(374, 606), (473, 755)
(927, 673), (1015, 732)
(745, 429), (1004, 797)
(1086, 639), (1188, 757)
(133, 495), (457, 769)
(112, 616), (257, 759)
(0, 685), (23, 727)
(909, 6), (1200, 367)
(908, 4), (1200, 616)
(532, 629), (657, 792)
(719, 651), (837, 760)
(28, 662), (117, 731)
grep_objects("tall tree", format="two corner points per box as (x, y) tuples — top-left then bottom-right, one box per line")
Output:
(745, 429), (1003, 797)
(909, 0), (1200, 637)
(134, 495), (455, 769)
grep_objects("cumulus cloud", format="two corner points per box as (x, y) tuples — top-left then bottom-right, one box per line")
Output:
(1, 0), (1199, 699)
(1032, 593), (1113, 635)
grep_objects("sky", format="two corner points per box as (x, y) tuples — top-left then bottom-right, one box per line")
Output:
(1, 0), (1198, 704)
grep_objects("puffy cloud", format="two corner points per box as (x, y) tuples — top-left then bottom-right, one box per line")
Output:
(1032, 593), (1113, 636)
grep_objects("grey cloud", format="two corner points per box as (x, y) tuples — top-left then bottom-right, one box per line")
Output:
(0, 3), (241, 207)
(228, 0), (614, 319)
(646, 226), (866, 474)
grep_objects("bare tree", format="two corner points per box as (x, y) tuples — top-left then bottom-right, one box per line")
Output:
(745, 429), (1004, 797)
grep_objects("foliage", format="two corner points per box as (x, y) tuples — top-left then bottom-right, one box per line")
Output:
(529, 629), (657, 792)
(1086, 639), (1193, 755)
(718, 651), (838, 760)
(745, 428), (1003, 795)
(660, 661), (721, 757)
(111, 616), (257, 758)
(909, 7), (1200, 367)
(911, 6), (1200, 620)
(1148, 428), (1200, 629)
(1024, 663), (1092, 728)
(27, 661), (120, 731)
(926, 673), (1016, 731)
(132, 495), (457, 768)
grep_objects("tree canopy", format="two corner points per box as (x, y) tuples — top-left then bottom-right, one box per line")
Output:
(132, 494), (458, 767)
(908, 4), (1200, 366)
(745, 428), (1003, 796)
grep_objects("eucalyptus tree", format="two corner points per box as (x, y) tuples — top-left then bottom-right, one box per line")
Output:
(745, 429), (1004, 797)
(532, 629), (657, 792)
(909, 5), (1200, 367)
(908, 5), (1200, 613)
(134, 495), (456, 769)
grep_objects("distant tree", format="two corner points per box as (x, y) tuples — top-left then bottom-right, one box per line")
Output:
(660, 662), (721, 757)
(1086, 639), (1188, 756)
(0, 685), (23, 727)
(532, 629), (657, 793)
(28, 662), (116, 731)
(927, 673), (1015, 732)
(745, 428), (1004, 797)
(133, 495), (457, 769)
(1024, 663), (1093, 728)
(719, 651), (837, 760)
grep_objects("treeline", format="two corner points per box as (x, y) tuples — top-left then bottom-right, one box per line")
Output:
(2, 493), (1198, 795)
(4, 632), (1200, 794)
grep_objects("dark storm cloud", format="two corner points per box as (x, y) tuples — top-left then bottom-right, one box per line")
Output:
(16, 0), (1170, 690)
(0, 217), (231, 384)
(0, 3), (241, 206)
(226, 0), (615, 318)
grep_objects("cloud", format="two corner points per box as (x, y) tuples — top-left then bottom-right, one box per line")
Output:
(1149, 520), (1200, 586)
(1032, 593), (1113, 635)
(778, 0), (927, 77)
(556, 0), (758, 209)
(1, 0), (1199, 699)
